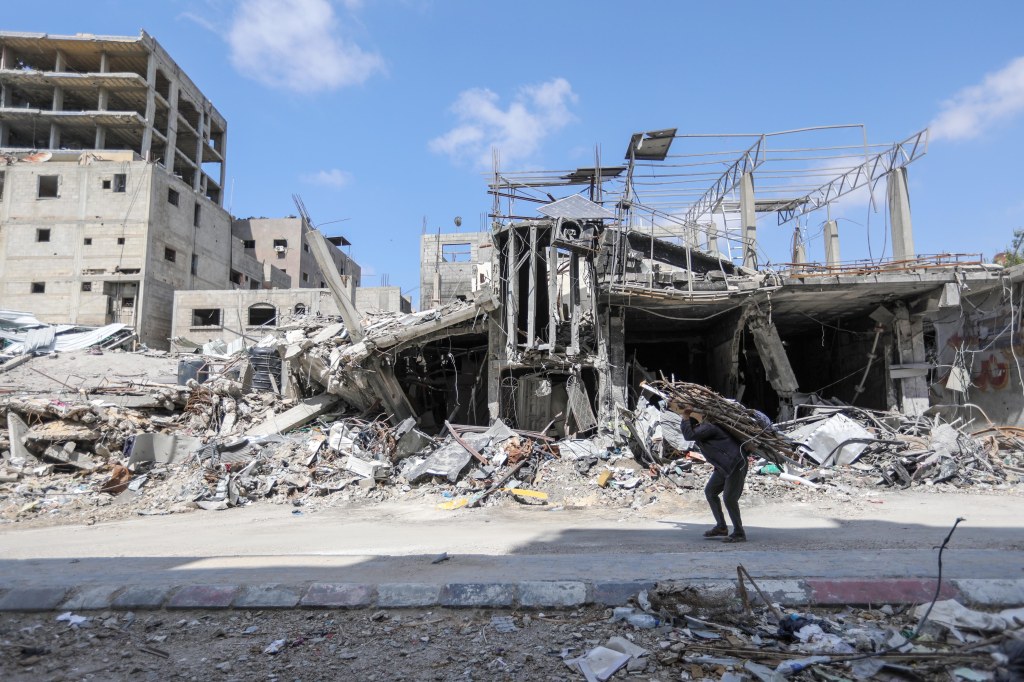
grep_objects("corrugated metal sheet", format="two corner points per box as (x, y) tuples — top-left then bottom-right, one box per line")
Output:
(3, 323), (129, 355)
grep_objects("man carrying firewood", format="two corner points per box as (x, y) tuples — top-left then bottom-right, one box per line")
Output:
(670, 400), (748, 543)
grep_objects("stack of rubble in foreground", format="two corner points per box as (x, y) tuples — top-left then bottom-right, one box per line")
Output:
(0, 316), (1022, 525)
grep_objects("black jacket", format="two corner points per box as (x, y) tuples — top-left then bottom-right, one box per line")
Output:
(679, 419), (745, 475)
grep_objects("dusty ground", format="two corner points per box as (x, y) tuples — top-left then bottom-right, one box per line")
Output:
(0, 603), (1003, 682)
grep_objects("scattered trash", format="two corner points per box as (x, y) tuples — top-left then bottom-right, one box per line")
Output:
(263, 638), (287, 655)
(55, 611), (89, 627)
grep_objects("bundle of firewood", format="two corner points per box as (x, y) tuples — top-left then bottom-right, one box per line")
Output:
(643, 380), (801, 465)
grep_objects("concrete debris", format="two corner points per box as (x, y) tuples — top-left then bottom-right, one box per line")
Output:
(0, 304), (1021, 526)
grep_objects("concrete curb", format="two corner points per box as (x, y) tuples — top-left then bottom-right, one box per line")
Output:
(0, 578), (1020, 612)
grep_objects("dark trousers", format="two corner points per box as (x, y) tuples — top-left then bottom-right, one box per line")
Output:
(705, 461), (747, 532)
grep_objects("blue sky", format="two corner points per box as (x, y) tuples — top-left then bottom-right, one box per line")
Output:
(7, 1), (1024, 303)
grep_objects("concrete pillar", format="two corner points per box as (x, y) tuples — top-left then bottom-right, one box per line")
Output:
(140, 52), (157, 160)
(504, 229), (519, 358)
(218, 129), (227, 206)
(95, 51), (109, 149)
(740, 171), (757, 269)
(791, 227), (806, 270)
(894, 302), (929, 416)
(823, 219), (841, 266)
(705, 214), (719, 255)
(193, 108), (205, 192)
(165, 81), (179, 171)
(887, 167), (914, 261)
(486, 316), (501, 423)
(50, 53), (64, 149)
(748, 312), (800, 420)
(0, 48), (9, 145)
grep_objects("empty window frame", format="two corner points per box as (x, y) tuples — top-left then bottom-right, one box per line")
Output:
(31, 282), (45, 293)
(102, 179), (111, 189)
(442, 243), (472, 262)
(192, 308), (221, 326)
(117, 237), (126, 245)
(249, 280), (260, 290)
(302, 272), (309, 283)
(294, 303), (307, 315)
(0, 170), (5, 200)
(273, 239), (288, 248)
(303, 244), (310, 253)
(81, 282), (92, 292)
(248, 303), (277, 327)
(242, 239), (255, 249)
(113, 174), (127, 192)
(230, 270), (244, 285)
(36, 228), (51, 242)
(193, 203), (201, 227)
(164, 247), (176, 262)
(122, 297), (135, 308)
(167, 188), (179, 206)
(83, 237), (92, 245)
(191, 253), (199, 275)
(38, 175), (59, 198)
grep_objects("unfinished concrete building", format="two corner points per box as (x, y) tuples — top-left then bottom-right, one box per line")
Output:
(0, 32), (285, 348)
(171, 285), (411, 346)
(0, 31), (226, 199)
(419, 231), (491, 310)
(232, 217), (361, 290)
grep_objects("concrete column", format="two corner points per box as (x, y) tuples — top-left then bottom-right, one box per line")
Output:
(140, 53), (157, 160)
(823, 219), (841, 266)
(218, 128), (227, 206)
(165, 81), (179, 171)
(504, 229), (519, 358)
(49, 52), (64, 149)
(704, 216), (719, 255)
(0, 49), (10, 145)
(486, 316), (501, 423)
(748, 312), (800, 420)
(740, 171), (757, 269)
(95, 51), (109, 149)
(894, 302), (929, 416)
(791, 227), (806, 270)
(193, 108), (205, 192)
(887, 167), (914, 260)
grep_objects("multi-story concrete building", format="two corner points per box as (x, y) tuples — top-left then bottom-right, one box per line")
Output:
(171, 286), (411, 345)
(231, 217), (361, 290)
(419, 231), (491, 310)
(0, 31), (284, 348)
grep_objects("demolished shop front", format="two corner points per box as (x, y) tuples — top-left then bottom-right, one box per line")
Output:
(615, 276), (961, 422)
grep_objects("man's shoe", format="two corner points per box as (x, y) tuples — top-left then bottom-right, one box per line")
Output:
(722, 532), (747, 543)
(703, 526), (729, 538)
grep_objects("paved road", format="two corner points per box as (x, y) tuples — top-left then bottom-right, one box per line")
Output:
(2, 491), (1021, 588)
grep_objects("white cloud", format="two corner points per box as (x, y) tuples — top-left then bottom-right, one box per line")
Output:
(931, 56), (1024, 141)
(227, 0), (384, 93)
(302, 168), (353, 188)
(429, 77), (578, 168)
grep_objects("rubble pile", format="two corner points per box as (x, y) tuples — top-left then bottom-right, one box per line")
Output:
(1, 314), (1022, 526)
(584, 581), (1024, 681)
(4, 595), (1019, 680)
